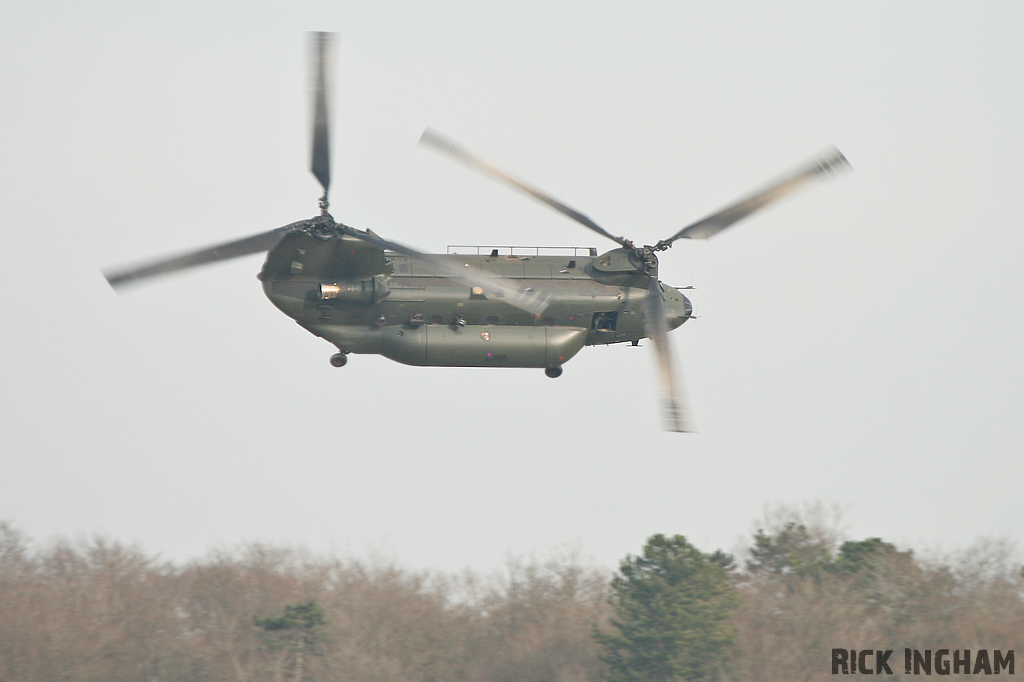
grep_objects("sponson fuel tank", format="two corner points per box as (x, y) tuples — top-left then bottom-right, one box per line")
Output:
(301, 323), (588, 368)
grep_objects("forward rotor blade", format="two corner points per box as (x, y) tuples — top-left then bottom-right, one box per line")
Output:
(342, 227), (551, 316)
(420, 129), (633, 249)
(642, 276), (695, 432)
(104, 223), (301, 290)
(658, 147), (850, 246)
(310, 32), (334, 197)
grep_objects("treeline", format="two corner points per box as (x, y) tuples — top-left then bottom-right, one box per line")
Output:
(0, 508), (1021, 681)
(0, 523), (606, 682)
(728, 509), (1023, 681)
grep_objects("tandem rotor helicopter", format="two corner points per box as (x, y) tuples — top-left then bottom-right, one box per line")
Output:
(104, 32), (850, 432)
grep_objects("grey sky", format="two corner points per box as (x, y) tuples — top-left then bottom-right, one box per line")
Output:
(1, 2), (1021, 571)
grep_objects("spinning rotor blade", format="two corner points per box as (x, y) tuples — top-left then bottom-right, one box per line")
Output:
(103, 224), (301, 290)
(642, 277), (695, 432)
(657, 147), (850, 246)
(420, 129), (633, 249)
(310, 32), (334, 199)
(341, 227), (550, 316)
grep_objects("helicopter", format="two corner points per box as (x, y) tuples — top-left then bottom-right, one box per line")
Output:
(104, 32), (850, 432)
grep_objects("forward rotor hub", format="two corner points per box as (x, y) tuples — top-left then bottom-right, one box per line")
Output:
(628, 246), (660, 276)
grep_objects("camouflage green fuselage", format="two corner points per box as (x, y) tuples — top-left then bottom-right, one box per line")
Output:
(259, 232), (691, 368)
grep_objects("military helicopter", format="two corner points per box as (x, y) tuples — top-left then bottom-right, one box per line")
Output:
(105, 32), (849, 432)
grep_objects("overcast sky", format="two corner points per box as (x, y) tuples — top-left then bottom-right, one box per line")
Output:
(1, 1), (1021, 572)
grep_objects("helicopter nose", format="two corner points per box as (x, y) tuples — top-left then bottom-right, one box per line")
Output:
(664, 288), (693, 330)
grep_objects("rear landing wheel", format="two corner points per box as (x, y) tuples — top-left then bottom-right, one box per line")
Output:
(545, 366), (562, 378)
(329, 352), (348, 368)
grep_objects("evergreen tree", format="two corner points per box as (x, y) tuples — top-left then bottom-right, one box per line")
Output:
(836, 537), (904, 574)
(746, 521), (833, 579)
(254, 600), (327, 682)
(596, 534), (739, 681)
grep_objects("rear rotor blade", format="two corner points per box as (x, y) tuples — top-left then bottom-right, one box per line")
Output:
(420, 129), (633, 249)
(341, 227), (551, 316)
(657, 147), (850, 247)
(642, 276), (695, 432)
(310, 32), (334, 200)
(104, 223), (301, 290)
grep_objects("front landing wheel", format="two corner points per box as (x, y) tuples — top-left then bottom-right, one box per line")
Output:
(544, 366), (563, 378)
(329, 352), (349, 368)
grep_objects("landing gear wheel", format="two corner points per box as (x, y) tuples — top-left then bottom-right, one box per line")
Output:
(329, 352), (348, 368)
(545, 366), (563, 378)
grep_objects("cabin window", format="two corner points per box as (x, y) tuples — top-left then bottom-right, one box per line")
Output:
(592, 311), (618, 332)
(430, 315), (444, 325)
(485, 315), (499, 325)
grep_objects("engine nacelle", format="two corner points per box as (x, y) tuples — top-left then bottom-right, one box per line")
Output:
(318, 278), (390, 304)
